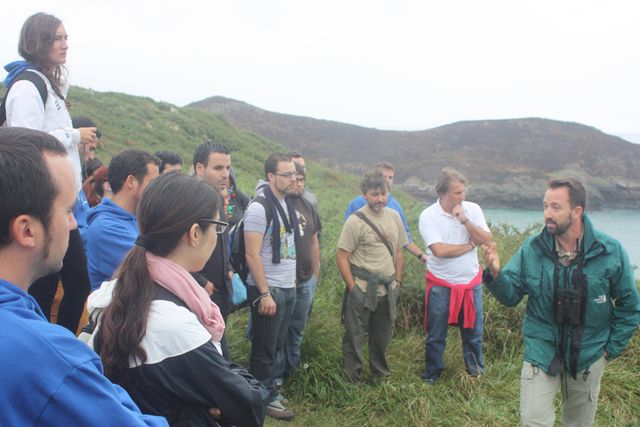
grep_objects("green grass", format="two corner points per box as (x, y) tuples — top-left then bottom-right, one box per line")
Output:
(226, 224), (640, 427)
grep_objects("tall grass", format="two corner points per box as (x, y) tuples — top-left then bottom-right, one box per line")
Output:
(227, 222), (640, 427)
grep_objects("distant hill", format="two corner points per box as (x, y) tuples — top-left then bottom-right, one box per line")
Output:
(615, 132), (640, 144)
(188, 96), (640, 209)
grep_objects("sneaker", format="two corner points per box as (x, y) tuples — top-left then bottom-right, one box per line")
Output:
(423, 377), (439, 385)
(274, 392), (288, 404)
(266, 399), (295, 421)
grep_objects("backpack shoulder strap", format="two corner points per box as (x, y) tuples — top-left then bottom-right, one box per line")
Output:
(251, 195), (272, 231)
(1, 71), (48, 124)
(298, 195), (317, 216)
(16, 71), (48, 106)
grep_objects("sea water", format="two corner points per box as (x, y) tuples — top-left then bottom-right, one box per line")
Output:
(484, 208), (640, 278)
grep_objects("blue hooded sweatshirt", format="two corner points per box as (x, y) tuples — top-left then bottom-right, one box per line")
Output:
(86, 198), (138, 290)
(0, 279), (167, 426)
(3, 60), (34, 87)
(74, 189), (91, 250)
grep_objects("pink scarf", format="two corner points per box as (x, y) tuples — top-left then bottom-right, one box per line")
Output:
(146, 253), (225, 342)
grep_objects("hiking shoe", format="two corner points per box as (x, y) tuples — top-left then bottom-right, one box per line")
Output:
(266, 399), (295, 421)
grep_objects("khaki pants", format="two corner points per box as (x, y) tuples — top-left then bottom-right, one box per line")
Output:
(520, 357), (605, 427)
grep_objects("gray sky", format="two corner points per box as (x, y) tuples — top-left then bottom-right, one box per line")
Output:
(2, 1), (639, 139)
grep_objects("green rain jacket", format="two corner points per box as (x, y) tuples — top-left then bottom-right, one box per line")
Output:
(485, 214), (640, 374)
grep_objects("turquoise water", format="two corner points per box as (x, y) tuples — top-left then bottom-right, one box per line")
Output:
(484, 208), (640, 277)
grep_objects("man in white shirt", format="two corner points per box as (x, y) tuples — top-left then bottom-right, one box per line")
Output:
(418, 167), (492, 384)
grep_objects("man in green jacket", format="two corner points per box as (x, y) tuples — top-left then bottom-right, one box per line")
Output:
(482, 178), (640, 427)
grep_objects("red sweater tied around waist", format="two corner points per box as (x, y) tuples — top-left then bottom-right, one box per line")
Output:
(423, 269), (482, 332)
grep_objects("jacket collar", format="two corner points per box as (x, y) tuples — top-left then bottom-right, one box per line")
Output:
(532, 214), (605, 261)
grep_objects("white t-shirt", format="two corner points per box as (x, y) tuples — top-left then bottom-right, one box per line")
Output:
(419, 200), (489, 283)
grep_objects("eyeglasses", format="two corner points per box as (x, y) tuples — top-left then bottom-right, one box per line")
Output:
(198, 218), (228, 233)
(274, 171), (297, 179)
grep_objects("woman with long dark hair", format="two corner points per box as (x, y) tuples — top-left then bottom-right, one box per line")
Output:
(3, 12), (97, 332)
(89, 173), (268, 426)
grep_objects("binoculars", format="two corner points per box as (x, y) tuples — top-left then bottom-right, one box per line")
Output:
(554, 272), (586, 326)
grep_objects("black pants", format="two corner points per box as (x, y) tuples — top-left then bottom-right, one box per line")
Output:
(212, 289), (231, 360)
(29, 228), (91, 333)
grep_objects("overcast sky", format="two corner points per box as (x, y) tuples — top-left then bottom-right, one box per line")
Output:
(2, 1), (638, 139)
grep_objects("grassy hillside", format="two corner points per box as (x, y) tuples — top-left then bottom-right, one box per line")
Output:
(5, 85), (638, 426)
(1, 85), (276, 191)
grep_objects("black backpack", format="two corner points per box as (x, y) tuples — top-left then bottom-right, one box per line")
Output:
(228, 195), (272, 286)
(1, 71), (48, 125)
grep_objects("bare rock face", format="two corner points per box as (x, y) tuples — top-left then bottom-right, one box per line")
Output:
(189, 97), (640, 208)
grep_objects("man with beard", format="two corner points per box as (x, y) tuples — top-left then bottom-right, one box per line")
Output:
(288, 151), (318, 208)
(245, 153), (299, 420)
(482, 178), (639, 426)
(336, 170), (408, 382)
(419, 167), (493, 384)
(274, 162), (321, 383)
(344, 162), (427, 264)
(192, 140), (234, 359)
(0, 127), (166, 426)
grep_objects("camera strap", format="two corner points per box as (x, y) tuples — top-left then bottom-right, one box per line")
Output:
(551, 256), (566, 378)
(552, 238), (587, 380)
(568, 243), (587, 379)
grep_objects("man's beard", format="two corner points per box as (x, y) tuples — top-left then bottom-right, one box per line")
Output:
(368, 201), (385, 212)
(39, 228), (64, 278)
(546, 215), (572, 236)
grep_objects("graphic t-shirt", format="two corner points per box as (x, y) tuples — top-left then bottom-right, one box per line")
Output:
(293, 197), (321, 283)
(244, 198), (296, 289)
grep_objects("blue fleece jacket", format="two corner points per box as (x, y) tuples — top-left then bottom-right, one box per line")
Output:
(343, 193), (413, 242)
(0, 279), (167, 426)
(74, 189), (90, 250)
(86, 198), (138, 290)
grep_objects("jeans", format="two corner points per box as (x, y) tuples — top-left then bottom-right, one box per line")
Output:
(212, 289), (231, 360)
(423, 284), (484, 380)
(248, 286), (296, 400)
(274, 275), (318, 380)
